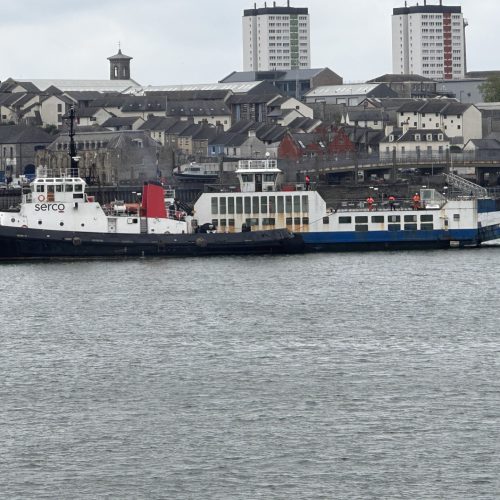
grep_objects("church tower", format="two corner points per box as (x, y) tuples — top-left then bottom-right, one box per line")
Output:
(108, 46), (133, 80)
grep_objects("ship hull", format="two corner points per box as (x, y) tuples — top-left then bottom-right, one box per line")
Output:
(0, 226), (303, 260)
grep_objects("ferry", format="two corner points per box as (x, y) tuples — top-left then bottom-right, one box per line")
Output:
(192, 158), (500, 251)
(0, 110), (299, 260)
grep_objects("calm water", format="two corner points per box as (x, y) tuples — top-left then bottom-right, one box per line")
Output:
(1, 249), (499, 499)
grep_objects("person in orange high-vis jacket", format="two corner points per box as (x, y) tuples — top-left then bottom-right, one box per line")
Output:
(388, 195), (396, 211)
(412, 193), (421, 210)
(366, 196), (374, 211)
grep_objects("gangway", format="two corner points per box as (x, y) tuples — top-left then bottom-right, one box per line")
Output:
(443, 172), (488, 198)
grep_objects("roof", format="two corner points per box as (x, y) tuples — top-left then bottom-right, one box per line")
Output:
(397, 99), (469, 115)
(102, 116), (143, 127)
(107, 49), (132, 61)
(48, 130), (159, 149)
(345, 108), (388, 121)
(305, 83), (385, 98)
(0, 125), (54, 144)
(228, 93), (280, 105)
(167, 100), (230, 117)
(384, 128), (449, 143)
(221, 68), (334, 83)
(133, 82), (264, 95)
(6, 79), (140, 92)
(139, 116), (179, 131)
(466, 139), (500, 150)
(368, 73), (434, 83)
(144, 89), (230, 101)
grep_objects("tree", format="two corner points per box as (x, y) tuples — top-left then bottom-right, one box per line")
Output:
(479, 76), (500, 102)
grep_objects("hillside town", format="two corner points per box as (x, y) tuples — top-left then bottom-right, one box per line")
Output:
(1, 0), (500, 195)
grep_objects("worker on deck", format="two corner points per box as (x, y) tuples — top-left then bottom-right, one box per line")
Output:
(366, 196), (375, 211)
(412, 193), (421, 210)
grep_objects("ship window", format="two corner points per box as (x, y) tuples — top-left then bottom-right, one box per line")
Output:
(65, 184), (73, 192)
(212, 219), (218, 227)
(404, 223), (418, 230)
(261, 196), (268, 214)
(421, 223), (434, 230)
(339, 216), (352, 224)
(388, 215), (400, 223)
(453, 214), (460, 221)
(355, 224), (369, 232)
(56, 185), (63, 192)
(286, 217), (293, 225)
(269, 196), (276, 213)
(404, 215), (417, 222)
(74, 184), (83, 192)
(371, 216), (384, 223)
(355, 216), (368, 223)
(420, 214), (433, 222)
(294, 217), (301, 225)
(59, 222), (64, 226)
(277, 196), (284, 213)
(388, 224), (400, 231)
(38, 220), (42, 225)
(242, 174), (253, 182)
(252, 196), (259, 214)
(294, 195), (300, 212)
(211, 197), (218, 214)
(36, 185), (45, 192)
(228, 219), (235, 227)
(262, 217), (276, 225)
(220, 219), (227, 227)
(244, 197), (251, 214)
(323, 216), (330, 224)
(220, 197), (226, 215)
(302, 195), (309, 212)
(302, 217), (309, 225)
(236, 198), (243, 214)
(263, 173), (275, 182)
(227, 197), (235, 214)
(285, 196), (292, 212)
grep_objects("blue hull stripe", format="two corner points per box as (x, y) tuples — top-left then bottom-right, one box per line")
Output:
(301, 229), (478, 244)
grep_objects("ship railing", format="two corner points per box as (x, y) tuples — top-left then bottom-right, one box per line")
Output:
(238, 159), (278, 170)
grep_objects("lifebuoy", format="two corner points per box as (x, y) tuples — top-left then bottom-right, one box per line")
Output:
(38, 195), (45, 202)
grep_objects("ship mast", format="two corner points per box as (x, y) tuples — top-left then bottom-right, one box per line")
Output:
(67, 105), (79, 177)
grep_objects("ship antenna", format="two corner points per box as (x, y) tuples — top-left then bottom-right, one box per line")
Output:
(67, 105), (79, 177)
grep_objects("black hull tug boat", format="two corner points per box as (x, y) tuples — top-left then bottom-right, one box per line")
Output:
(0, 109), (300, 260)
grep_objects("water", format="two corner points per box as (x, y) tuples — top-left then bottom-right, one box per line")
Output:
(1, 249), (499, 499)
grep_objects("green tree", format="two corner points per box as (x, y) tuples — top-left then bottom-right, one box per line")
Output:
(479, 75), (500, 102)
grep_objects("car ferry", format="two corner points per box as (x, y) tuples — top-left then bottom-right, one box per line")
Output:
(192, 158), (500, 251)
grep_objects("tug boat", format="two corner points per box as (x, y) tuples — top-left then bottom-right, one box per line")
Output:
(0, 110), (299, 260)
(192, 158), (500, 251)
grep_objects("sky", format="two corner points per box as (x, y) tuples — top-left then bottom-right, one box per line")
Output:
(1, 0), (498, 86)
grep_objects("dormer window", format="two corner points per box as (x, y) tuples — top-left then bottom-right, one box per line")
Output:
(414, 134), (421, 141)
(438, 134), (444, 141)
(426, 134), (433, 141)
(389, 135), (394, 142)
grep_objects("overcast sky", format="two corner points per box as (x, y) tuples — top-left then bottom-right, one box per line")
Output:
(1, 0), (498, 86)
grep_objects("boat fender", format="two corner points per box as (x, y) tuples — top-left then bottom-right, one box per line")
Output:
(22, 225), (28, 228)
(38, 195), (45, 202)
(72, 237), (82, 246)
(195, 237), (207, 248)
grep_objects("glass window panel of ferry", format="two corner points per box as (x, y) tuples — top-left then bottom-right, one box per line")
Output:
(269, 196), (276, 214)
(252, 196), (259, 214)
(228, 197), (235, 214)
(74, 184), (83, 192)
(388, 224), (400, 231)
(220, 219), (227, 227)
(421, 223), (434, 230)
(236, 198), (243, 214)
(36, 185), (44, 192)
(420, 214), (433, 222)
(65, 184), (73, 192)
(264, 173), (275, 182)
(260, 196), (267, 214)
(56, 185), (63, 192)
(302, 195), (309, 212)
(285, 196), (292, 213)
(355, 216), (368, 224)
(371, 216), (384, 223)
(263, 218), (275, 226)
(242, 174), (253, 183)
(277, 196), (284, 213)
(404, 215), (417, 223)
(388, 215), (400, 223)
(339, 216), (352, 224)
(404, 223), (418, 230)
(228, 219), (235, 227)
(293, 195), (300, 212)
(355, 224), (369, 232)
(220, 197), (226, 215)
(244, 197), (251, 214)
(211, 197), (218, 215)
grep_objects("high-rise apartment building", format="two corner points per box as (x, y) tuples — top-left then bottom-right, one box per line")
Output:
(243, 2), (310, 71)
(392, 1), (466, 80)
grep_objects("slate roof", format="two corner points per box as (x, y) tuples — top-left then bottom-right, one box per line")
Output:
(144, 89), (230, 101)
(102, 116), (142, 127)
(397, 99), (469, 115)
(0, 125), (54, 144)
(384, 128), (449, 143)
(345, 108), (388, 121)
(139, 116), (179, 131)
(288, 117), (321, 132)
(227, 93), (281, 105)
(467, 139), (500, 149)
(49, 130), (159, 149)
(76, 106), (109, 118)
(368, 74), (434, 83)
(107, 49), (132, 61)
(167, 100), (230, 116)
(4, 79), (140, 92)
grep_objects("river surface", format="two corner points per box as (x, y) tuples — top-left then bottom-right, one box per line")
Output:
(1, 248), (499, 499)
